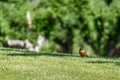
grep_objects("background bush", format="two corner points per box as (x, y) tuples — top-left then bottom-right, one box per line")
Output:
(0, 0), (120, 56)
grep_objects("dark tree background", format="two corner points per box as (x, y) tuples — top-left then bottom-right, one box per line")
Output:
(0, 0), (120, 57)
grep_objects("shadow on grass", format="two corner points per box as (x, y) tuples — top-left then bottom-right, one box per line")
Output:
(4, 51), (80, 58)
(86, 60), (115, 64)
(0, 48), (80, 57)
(115, 62), (120, 66)
(86, 60), (120, 66)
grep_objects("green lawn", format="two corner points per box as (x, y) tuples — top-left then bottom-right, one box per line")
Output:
(0, 48), (120, 80)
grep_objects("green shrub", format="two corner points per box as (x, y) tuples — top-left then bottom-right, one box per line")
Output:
(0, 0), (120, 56)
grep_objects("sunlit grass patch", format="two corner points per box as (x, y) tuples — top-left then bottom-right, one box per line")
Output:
(0, 48), (120, 80)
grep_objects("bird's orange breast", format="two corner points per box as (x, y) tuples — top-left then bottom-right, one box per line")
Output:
(79, 50), (87, 57)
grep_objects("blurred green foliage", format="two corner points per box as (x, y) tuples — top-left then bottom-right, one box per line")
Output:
(0, 0), (120, 56)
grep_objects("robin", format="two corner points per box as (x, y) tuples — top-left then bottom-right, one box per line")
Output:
(79, 48), (88, 57)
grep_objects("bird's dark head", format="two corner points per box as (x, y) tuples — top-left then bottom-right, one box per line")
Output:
(79, 48), (83, 51)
